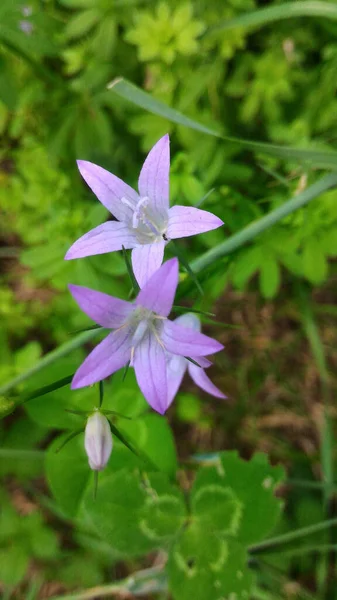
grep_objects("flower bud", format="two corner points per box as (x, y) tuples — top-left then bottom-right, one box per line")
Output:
(84, 412), (113, 471)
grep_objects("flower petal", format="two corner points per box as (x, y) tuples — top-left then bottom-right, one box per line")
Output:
(174, 314), (212, 366)
(188, 363), (227, 399)
(68, 284), (133, 328)
(136, 257), (178, 317)
(167, 206), (223, 239)
(189, 356), (212, 368)
(132, 241), (165, 288)
(174, 312), (201, 331)
(71, 329), (132, 389)
(166, 354), (187, 408)
(77, 160), (139, 222)
(138, 134), (170, 214)
(65, 221), (137, 260)
(133, 332), (168, 414)
(161, 320), (224, 356)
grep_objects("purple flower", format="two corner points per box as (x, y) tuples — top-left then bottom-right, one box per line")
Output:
(84, 411), (113, 471)
(166, 313), (227, 408)
(19, 20), (33, 35)
(69, 258), (223, 414)
(65, 134), (223, 287)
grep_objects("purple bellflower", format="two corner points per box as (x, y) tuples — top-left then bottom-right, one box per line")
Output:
(69, 258), (223, 414)
(65, 134), (223, 287)
(84, 411), (113, 471)
(166, 313), (227, 408)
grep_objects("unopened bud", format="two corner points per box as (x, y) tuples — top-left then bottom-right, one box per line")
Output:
(84, 412), (113, 471)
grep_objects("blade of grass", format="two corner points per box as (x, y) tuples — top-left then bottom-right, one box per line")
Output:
(297, 284), (334, 599)
(108, 78), (337, 169)
(207, 1), (337, 35)
(249, 518), (337, 555)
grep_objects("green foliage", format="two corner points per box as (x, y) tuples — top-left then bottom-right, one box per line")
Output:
(0, 490), (59, 587)
(82, 451), (284, 598)
(1, 0), (337, 596)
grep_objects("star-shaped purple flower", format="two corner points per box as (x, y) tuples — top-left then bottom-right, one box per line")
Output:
(65, 134), (223, 287)
(166, 313), (227, 408)
(68, 258), (223, 414)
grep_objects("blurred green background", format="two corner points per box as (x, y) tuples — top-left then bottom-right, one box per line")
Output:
(1, 0), (337, 597)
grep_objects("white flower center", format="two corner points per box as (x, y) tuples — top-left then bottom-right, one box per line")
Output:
(127, 306), (166, 359)
(121, 196), (168, 243)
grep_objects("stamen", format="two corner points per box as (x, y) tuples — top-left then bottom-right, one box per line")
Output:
(151, 325), (166, 350)
(121, 197), (136, 210)
(130, 346), (135, 366)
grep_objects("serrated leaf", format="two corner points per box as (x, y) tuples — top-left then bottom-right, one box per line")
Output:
(84, 470), (186, 556)
(167, 524), (254, 600)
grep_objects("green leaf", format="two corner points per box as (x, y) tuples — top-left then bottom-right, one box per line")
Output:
(119, 413), (178, 477)
(46, 433), (90, 518)
(191, 452), (285, 546)
(208, 1), (337, 35)
(167, 524), (254, 600)
(64, 9), (100, 40)
(302, 237), (328, 284)
(0, 545), (29, 586)
(231, 246), (263, 289)
(191, 483), (242, 536)
(109, 78), (337, 169)
(84, 470), (186, 556)
(259, 256), (280, 298)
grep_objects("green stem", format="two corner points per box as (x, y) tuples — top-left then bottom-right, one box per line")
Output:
(50, 566), (165, 599)
(249, 518), (337, 555)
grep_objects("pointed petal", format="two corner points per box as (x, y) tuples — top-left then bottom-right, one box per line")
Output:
(133, 332), (168, 414)
(77, 160), (139, 222)
(167, 206), (223, 239)
(173, 315), (213, 367)
(189, 356), (212, 368)
(132, 241), (165, 288)
(166, 354), (187, 407)
(71, 329), (132, 389)
(68, 284), (133, 328)
(138, 134), (170, 214)
(65, 221), (137, 260)
(162, 320), (224, 356)
(188, 364), (227, 399)
(136, 257), (178, 317)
